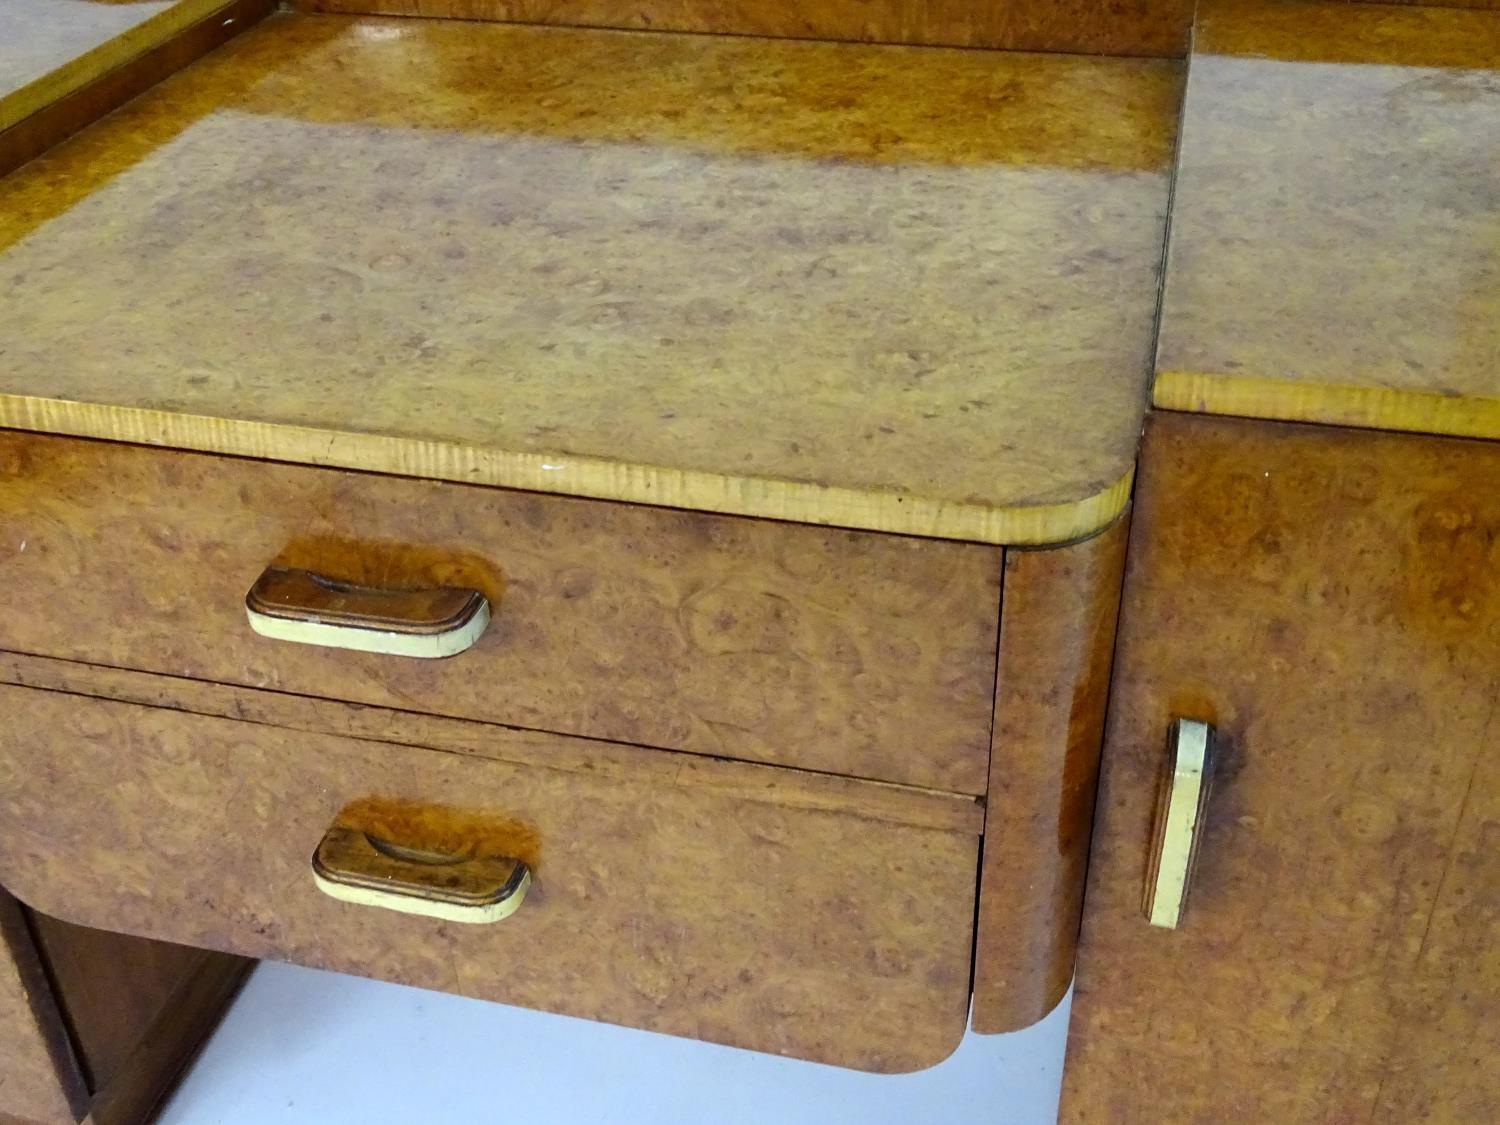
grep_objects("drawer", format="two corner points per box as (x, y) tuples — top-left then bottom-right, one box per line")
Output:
(1063, 415), (1500, 1121)
(0, 676), (982, 1073)
(0, 431), (999, 793)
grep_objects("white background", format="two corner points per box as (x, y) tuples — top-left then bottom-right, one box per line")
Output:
(160, 963), (1070, 1124)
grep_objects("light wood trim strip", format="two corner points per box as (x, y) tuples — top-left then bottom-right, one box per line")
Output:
(0, 650), (982, 835)
(0, 397), (1132, 546)
(1155, 370), (1500, 443)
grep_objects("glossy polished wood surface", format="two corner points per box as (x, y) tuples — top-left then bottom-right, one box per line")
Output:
(972, 513), (1128, 1034)
(0, 0), (236, 131)
(0, 683), (980, 1073)
(1155, 0), (1500, 440)
(0, 650), (984, 834)
(0, 13), (1180, 544)
(0, 431), (999, 793)
(0, 891), (86, 1125)
(1064, 413), (1500, 1121)
(299, 0), (1195, 58)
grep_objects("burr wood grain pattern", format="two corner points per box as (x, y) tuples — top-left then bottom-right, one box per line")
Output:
(971, 512), (1128, 1034)
(0, 0), (273, 179)
(0, 13), (1180, 544)
(0, 892), (86, 1125)
(1063, 413), (1500, 1121)
(0, 685), (980, 1073)
(294, 0), (1195, 57)
(0, 431), (999, 793)
(0, 651), (983, 835)
(1154, 0), (1500, 441)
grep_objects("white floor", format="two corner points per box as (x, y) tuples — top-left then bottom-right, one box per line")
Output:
(159, 963), (1071, 1125)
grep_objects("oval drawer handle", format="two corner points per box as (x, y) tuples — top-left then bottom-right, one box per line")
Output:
(311, 825), (530, 924)
(245, 566), (490, 658)
(1144, 718), (1216, 930)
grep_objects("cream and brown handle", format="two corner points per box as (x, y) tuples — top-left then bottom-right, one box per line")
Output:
(1144, 718), (1216, 929)
(245, 566), (490, 658)
(311, 825), (531, 925)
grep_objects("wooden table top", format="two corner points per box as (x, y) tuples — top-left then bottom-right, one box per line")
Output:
(0, 0), (229, 131)
(0, 13), (1180, 544)
(1155, 0), (1500, 442)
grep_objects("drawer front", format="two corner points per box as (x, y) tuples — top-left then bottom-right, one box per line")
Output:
(0, 431), (999, 793)
(1064, 415), (1500, 1121)
(0, 683), (980, 1073)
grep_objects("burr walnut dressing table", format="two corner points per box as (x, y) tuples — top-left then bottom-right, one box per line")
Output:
(0, 2), (1497, 1123)
(0, 3), (1172, 1121)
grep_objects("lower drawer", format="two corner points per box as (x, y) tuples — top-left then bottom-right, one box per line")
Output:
(0, 681), (980, 1073)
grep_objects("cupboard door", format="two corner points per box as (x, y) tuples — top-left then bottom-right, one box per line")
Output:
(1064, 413), (1500, 1122)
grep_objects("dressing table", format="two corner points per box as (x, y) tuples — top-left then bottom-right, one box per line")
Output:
(0, 2), (1496, 1122)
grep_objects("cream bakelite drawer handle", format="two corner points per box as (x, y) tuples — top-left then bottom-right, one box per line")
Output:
(245, 566), (490, 658)
(1144, 718), (1216, 930)
(312, 825), (531, 925)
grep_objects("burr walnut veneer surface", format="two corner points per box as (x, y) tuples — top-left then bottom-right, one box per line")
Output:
(0, 11), (1181, 544)
(0, 430), (999, 793)
(295, 0), (1197, 57)
(972, 511), (1128, 1034)
(1064, 413), (1500, 1121)
(0, 681), (980, 1074)
(1155, 0), (1500, 440)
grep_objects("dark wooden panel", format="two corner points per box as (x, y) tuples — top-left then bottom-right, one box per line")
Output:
(84, 949), (250, 1125)
(0, 892), (86, 1125)
(1064, 413), (1500, 1121)
(28, 915), (219, 1090)
(972, 514), (1129, 1033)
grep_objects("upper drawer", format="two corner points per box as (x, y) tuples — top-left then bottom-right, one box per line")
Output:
(0, 431), (999, 792)
(0, 678), (980, 1073)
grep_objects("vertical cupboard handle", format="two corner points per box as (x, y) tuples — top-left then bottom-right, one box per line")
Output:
(1144, 718), (1216, 929)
